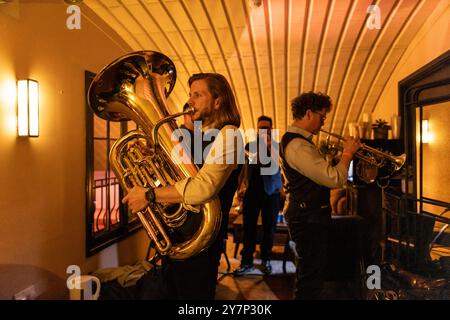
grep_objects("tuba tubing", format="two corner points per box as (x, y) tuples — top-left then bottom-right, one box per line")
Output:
(88, 51), (222, 260)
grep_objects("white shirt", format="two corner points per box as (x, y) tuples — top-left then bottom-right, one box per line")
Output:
(174, 125), (242, 205)
(284, 126), (348, 188)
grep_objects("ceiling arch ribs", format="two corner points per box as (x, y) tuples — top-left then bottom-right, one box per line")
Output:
(340, 0), (402, 134)
(320, 0), (357, 141)
(220, 0), (256, 130)
(179, 0), (217, 73)
(134, 0), (198, 110)
(263, 0), (278, 129)
(199, 0), (247, 131)
(82, 0), (446, 136)
(282, 0), (292, 133)
(242, 0), (266, 127)
(354, 0), (424, 124)
(328, 0), (381, 136)
(368, 0), (439, 115)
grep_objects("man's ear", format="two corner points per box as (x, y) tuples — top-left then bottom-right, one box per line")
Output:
(214, 97), (222, 110)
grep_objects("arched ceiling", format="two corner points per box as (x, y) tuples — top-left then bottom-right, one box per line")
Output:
(84, 0), (444, 137)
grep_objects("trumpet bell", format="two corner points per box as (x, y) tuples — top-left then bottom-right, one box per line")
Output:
(394, 153), (407, 171)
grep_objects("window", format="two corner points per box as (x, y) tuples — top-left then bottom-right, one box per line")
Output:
(396, 51), (450, 269)
(85, 71), (140, 256)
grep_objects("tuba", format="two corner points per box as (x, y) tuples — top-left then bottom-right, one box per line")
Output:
(320, 129), (406, 184)
(88, 51), (221, 260)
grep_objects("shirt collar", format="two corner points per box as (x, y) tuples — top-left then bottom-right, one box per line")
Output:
(286, 126), (313, 141)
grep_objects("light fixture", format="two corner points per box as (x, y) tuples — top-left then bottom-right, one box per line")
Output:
(17, 79), (39, 137)
(421, 119), (430, 144)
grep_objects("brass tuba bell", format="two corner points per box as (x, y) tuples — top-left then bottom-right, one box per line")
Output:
(88, 51), (221, 260)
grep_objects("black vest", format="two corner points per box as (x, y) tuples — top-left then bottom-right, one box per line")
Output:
(186, 127), (241, 239)
(280, 132), (331, 224)
(218, 165), (241, 238)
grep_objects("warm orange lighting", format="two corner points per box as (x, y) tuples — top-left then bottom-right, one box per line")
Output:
(0, 78), (17, 136)
(17, 79), (39, 137)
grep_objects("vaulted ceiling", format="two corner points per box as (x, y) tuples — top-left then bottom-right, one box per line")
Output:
(84, 0), (444, 137)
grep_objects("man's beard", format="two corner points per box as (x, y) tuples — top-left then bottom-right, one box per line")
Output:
(194, 104), (214, 125)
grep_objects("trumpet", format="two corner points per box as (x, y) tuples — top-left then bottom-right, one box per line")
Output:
(320, 129), (406, 183)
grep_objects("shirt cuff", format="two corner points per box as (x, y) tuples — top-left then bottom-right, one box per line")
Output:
(335, 162), (349, 186)
(174, 178), (188, 197)
(174, 178), (200, 212)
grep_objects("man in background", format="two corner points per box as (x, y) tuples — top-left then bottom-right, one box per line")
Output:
(234, 115), (282, 275)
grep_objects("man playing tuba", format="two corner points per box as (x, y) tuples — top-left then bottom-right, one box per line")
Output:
(123, 73), (243, 300)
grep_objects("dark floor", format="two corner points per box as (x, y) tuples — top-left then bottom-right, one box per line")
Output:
(215, 235), (296, 300)
(215, 234), (365, 300)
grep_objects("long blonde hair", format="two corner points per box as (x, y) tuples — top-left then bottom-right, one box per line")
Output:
(188, 73), (241, 129)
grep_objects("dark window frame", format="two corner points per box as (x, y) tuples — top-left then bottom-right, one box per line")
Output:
(381, 51), (450, 269)
(399, 50), (450, 211)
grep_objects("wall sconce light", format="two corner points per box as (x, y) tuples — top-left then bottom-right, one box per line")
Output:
(17, 79), (39, 137)
(421, 119), (430, 144)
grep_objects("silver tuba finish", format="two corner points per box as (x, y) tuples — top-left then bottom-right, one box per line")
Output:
(88, 51), (221, 260)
